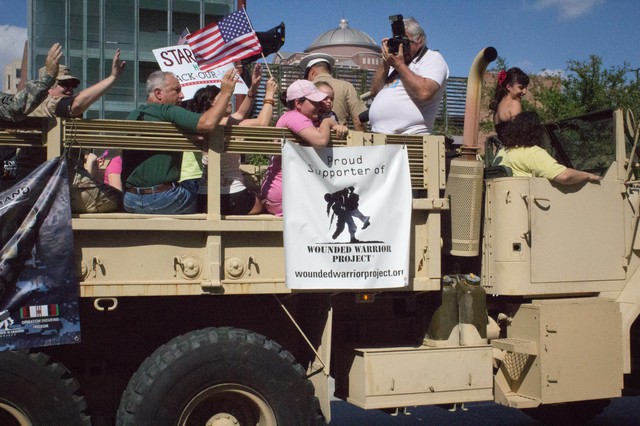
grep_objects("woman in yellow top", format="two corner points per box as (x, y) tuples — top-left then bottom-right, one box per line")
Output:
(493, 111), (602, 185)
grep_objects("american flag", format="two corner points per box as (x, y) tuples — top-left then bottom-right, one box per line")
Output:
(187, 9), (262, 72)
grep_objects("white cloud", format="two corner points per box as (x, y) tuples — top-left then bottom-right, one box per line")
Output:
(540, 68), (564, 78)
(534, 0), (604, 19)
(0, 25), (27, 83)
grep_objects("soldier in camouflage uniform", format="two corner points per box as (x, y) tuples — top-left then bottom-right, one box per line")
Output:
(31, 48), (125, 119)
(0, 43), (61, 121)
(0, 43), (61, 189)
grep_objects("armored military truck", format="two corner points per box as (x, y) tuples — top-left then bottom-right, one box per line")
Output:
(1, 47), (639, 425)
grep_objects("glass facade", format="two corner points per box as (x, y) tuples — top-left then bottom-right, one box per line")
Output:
(28, 0), (234, 118)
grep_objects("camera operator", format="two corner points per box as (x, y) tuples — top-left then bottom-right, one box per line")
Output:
(369, 16), (449, 135)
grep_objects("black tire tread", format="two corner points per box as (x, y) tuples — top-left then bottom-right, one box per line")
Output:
(0, 350), (90, 425)
(117, 326), (323, 425)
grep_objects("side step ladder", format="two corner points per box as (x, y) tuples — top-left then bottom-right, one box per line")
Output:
(492, 338), (541, 409)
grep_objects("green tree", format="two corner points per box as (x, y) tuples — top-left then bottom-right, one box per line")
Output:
(529, 55), (640, 121)
(527, 56), (640, 172)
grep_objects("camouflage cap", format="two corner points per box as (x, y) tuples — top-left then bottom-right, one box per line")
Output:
(38, 64), (80, 84)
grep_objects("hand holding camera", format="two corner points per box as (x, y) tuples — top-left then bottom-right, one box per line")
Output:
(385, 15), (410, 56)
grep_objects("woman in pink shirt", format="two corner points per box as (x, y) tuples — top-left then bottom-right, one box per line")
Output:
(260, 80), (347, 216)
(103, 154), (123, 191)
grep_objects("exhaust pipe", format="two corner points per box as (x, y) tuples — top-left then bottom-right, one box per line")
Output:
(444, 47), (497, 257)
(461, 46), (498, 159)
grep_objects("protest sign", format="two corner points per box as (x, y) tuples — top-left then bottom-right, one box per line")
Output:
(152, 44), (248, 100)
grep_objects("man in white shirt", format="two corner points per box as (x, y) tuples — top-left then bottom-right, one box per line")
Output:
(369, 17), (449, 135)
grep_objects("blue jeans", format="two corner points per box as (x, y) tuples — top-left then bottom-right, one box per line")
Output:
(124, 185), (197, 214)
(180, 178), (200, 194)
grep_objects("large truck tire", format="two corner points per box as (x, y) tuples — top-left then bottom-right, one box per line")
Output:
(116, 327), (324, 425)
(0, 350), (90, 426)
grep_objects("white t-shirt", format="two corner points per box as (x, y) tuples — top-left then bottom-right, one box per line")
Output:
(369, 49), (449, 135)
(221, 153), (246, 194)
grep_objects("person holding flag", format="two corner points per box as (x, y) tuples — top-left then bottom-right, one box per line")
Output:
(121, 69), (238, 214)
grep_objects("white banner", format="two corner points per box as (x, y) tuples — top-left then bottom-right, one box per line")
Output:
(283, 142), (412, 290)
(152, 45), (248, 100)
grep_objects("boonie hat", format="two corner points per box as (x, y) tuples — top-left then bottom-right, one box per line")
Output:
(38, 64), (80, 84)
(299, 53), (335, 78)
(286, 80), (328, 102)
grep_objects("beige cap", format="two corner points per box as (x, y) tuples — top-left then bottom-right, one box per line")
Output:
(39, 64), (80, 84)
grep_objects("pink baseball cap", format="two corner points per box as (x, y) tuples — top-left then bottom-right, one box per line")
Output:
(286, 80), (328, 102)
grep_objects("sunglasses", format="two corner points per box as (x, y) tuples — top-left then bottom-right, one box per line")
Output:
(58, 80), (79, 89)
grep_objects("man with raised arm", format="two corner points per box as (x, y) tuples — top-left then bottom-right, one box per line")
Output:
(0, 43), (62, 121)
(31, 48), (125, 118)
(0, 43), (62, 190)
(8, 49), (125, 191)
(121, 69), (237, 214)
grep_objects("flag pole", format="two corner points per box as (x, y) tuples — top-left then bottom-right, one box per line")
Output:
(260, 52), (273, 79)
(241, 6), (274, 79)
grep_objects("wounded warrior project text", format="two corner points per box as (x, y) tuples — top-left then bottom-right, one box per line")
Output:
(294, 268), (404, 279)
(309, 244), (391, 263)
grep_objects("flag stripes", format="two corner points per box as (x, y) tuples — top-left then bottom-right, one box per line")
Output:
(187, 9), (262, 72)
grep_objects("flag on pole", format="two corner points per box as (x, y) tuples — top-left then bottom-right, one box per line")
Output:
(177, 28), (190, 45)
(187, 9), (262, 72)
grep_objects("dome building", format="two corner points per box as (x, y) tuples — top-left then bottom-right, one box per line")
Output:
(275, 19), (382, 71)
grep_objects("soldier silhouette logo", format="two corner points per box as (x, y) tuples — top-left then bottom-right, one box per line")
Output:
(324, 186), (370, 243)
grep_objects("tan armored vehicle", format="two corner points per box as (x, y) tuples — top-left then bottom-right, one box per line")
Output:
(0, 47), (639, 425)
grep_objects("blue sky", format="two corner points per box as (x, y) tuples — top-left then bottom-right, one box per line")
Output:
(1, 0), (639, 79)
(247, 0), (640, 77)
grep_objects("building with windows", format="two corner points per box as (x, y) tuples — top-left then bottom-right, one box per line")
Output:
(27, 0), (235, 118)
(3, 60), (22, 95)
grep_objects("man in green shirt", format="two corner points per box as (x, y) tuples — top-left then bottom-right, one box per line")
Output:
(122, 69), (236, 214)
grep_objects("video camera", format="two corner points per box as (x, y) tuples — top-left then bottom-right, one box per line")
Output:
(386, 14), (410, 55)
